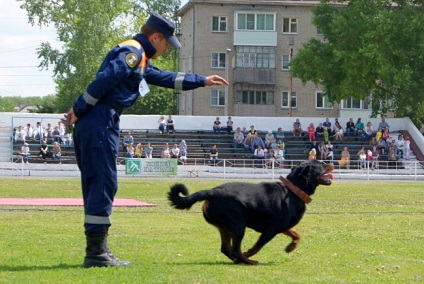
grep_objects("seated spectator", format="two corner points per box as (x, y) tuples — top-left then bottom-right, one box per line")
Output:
(134, 143), (143, 158)
(274, 146), (285, 163)
(57, 122), (65, 141)
(252, 133), (265, 150)
(213, 117), (221, 134)
(323, 127), (330, 143)
(226, 116), (233, 134)
(366, 149), (374, 168)
(144, 142), (153, 159)
(292, 118), (303, 137)
(327, 148), (334, 163)
(307, 123), (315, 141)
(122, 131), (134, 152)
(334, 118), (342, 130)
(310, 140), (320, 159)
(369, 136), (377, 149)
(45, 123), (54, 139)
(308, 148), (317, 160)
(346, 118), (355, 136)
(52, 126), (63, 144)
(24, 123), (33, 140)
(158, 115), (167, 134)
(233, 127), (244, 149)
(270, 139), (277, 151)
(14, 126), (26, 143)
(253, 145), (265, 167)
(378, 117), (390, 132)
(388, 139), (398, 158)
(64, 133), (73, 146)
(51, 141), (62, 164)
(179, 143), (187, 165)
(39, 140), (49, 162)
(382, 128), (390, 144)
(357, 146), (366, 169)
(178, 140), (188, 153)
(125, 143), (134, 158)
(363, 122), (373, 141)
(323, 117), (331, 129)
(355, 118), (364, 137)
(388, 148), (397, 161)
(338, 146), (350, 169)
(265, 152), (275, 169)
(315, 123), (324, 140)
(395, 134), (405, 159)
(241, 126), (248, 137)
(166, 115), (175, 134)
(248, 125), (258, 135)
(170, 143), (180, 159)
(404, 136), (411, 160)
(20, 142), (30, 164)
(209, 144), (219, 165)
(334, 125), (344, 141)
(243, 133), (253, 154)
(33, 122), (44, 140)
(375, 128), (383, 141)
(275, 127), (285, 143)
(377, 137), (386, 155)
(264, 131), (274, 148)
(161, 143), (171, 159)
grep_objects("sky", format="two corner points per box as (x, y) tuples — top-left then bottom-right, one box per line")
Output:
(0, 0), (190, 98)
(0, 0), (60, 98)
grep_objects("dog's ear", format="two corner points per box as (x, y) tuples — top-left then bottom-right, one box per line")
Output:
(292, 164), (311, 179)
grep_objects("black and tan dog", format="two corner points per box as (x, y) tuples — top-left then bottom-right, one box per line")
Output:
(168, 160), (334, 265)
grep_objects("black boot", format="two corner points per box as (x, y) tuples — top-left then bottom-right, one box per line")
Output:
(83, 229), (130, 268)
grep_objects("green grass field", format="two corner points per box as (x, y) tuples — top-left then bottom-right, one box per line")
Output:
(0, 178), (423, 284)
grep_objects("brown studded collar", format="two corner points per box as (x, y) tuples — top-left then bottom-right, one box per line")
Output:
(279, 176), (312, 204)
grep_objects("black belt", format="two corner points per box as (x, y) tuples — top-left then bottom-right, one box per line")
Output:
(98, 99), (125, 116)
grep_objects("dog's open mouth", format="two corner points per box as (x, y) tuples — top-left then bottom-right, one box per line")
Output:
(319, 164), (334, 186)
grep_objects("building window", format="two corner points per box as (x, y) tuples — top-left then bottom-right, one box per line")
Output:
(317, 28), (323, 36)
(341, 96), (371, 109)
(281, 54), (290, 70)
(211, 89), (225, 106)
(316, 91), (333, 109)
(235, 90), (274, 105)
(212, 16), (227, 32)
(283, 18), (297, 34)
(281, 91), (297, 108)
(237, 12), (275, 31)
(211, 53), (226, 69)
(235, 46), (276, 68)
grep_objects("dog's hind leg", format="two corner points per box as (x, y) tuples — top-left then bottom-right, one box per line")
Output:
(283, 227), (301, 253)
(218, 227), (235, 262)
(230, 228), (258, 265)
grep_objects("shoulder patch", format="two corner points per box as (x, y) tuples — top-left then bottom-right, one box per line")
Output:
(125, 53), (139, 68)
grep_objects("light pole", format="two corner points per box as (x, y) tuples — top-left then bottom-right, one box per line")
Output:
(288, 36), (294, 117)
(224, 48), (231, 117)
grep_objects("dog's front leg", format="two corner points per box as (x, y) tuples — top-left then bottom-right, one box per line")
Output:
(242, 231), (277, 260)
(283, 227), (301, 253)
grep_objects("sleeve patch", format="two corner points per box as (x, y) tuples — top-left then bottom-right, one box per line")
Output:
(125, 53), (139, 68)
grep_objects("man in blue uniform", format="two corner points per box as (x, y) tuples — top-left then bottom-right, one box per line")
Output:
(62, 12), (228, 268)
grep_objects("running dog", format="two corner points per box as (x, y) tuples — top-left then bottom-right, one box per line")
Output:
(168, 160), (334, 265)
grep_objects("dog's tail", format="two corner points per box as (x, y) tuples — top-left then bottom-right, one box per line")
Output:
(168, 183), (210, 210)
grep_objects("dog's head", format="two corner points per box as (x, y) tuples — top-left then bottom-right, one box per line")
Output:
(287, 160), (333, 195)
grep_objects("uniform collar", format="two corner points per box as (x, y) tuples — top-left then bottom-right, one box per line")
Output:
(132, 34), (156, 59)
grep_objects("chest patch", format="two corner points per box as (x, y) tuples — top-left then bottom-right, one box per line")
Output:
(125, 53), (139, 68)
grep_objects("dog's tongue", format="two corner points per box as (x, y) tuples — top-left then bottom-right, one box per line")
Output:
(322, 173), (333, 181)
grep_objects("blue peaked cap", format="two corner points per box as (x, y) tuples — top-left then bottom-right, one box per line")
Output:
(146, 12), (181, 48)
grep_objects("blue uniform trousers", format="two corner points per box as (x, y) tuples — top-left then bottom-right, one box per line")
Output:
(73, 103), (120, 234)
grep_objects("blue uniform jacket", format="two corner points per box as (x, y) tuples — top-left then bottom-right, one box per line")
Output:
(72, 33), (206, 118)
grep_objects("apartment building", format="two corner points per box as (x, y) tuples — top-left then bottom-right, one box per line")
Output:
(176, 0), (372, 118)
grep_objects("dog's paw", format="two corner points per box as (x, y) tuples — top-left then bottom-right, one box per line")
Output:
(285, 242), (297, 253)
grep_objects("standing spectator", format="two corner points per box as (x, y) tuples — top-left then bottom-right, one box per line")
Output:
(357, 146), (367, 169)
(404, 136), (411, 160)
(307, 123), (315, 141)
(323, 117), (331, 129)
(170, 143), (180, 159)
(33, 122), (44, 140)
(319, 141), (327, 160)
(158, 115), (167, 133)
(213, 117), (221, 134)
(275, 127), (285, 143)
(226, 116), (233, 134)
(395, 134), (405, 159)
(355, 118), (364, 137)
(338, 146), (350, 169)
(51, 141), (62, 164)
(20, 142), (30, 164)
(125, 143), (134, 158)
(209, 144), (219, 165)
(315, 123), (324, 140)
(39, 140), (49, 162)
(166, 115), (175, 133)
(52, 126), (63, 144)
(292, 118), (302, 137)
(371, 145), (379, 169)
(45, 123), (54, 140)
(61, 11), (229, 268)
(23, 123), (33, 140)
(366, 149), (374, 168)
(233, 127), (244, 149)
(378, 117), (390, 132)
(346, 118), (355, 136)
(134, 143), (143, 158)
(144, 142), (153, 159)
(122, 131), (134, 152)
(14, 126), (26, 143)
(264, 130), (275, 148)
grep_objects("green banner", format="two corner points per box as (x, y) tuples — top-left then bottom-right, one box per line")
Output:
(125, 158), (177, 175)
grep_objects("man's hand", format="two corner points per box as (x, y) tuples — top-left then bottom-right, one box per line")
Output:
(205, 75), (229, 86)
(60, 108), (79, 126)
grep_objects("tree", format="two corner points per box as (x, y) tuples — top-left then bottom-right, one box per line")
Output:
(291, 0), (424, 126)
(18, 0), (181, 115)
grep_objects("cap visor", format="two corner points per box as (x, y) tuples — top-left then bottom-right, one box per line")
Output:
(168, 36), (181, 48)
